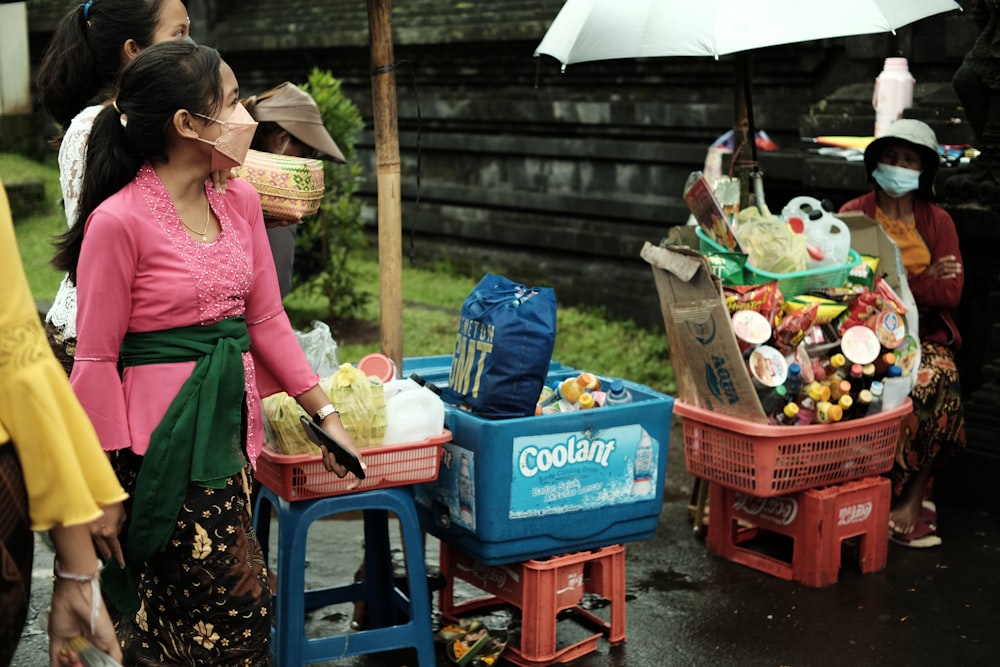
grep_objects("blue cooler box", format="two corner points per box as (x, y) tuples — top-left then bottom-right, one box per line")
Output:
(405, 358), (674, 565)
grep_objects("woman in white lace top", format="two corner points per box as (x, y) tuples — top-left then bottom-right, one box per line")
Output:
(36, 0), (192, 373)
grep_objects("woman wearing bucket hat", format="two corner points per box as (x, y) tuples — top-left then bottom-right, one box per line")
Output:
(840, 118), (965, 548)
(243, 82), (346, 297)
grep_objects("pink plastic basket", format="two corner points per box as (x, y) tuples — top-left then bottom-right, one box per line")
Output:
(677, 400), (910, 497)
(255, 430), (450, 501)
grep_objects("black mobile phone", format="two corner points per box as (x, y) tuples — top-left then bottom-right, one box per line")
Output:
(299, 416), (366, 480)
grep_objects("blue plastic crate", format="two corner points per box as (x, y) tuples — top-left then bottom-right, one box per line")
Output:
(405, 359), (674, 565)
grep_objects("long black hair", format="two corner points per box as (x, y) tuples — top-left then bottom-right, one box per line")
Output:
(36, 0), (180, 128)
(51, 41), (222, 280)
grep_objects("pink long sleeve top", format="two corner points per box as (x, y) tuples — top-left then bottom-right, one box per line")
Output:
(70, 165), (318, 466)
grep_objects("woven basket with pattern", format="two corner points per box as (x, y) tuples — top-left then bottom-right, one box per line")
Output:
(235, 149), (325, 222)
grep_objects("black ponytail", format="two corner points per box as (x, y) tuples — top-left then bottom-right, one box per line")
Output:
(51, 41), (221, 280)
(50, 105), (140, 280)
(37, 0), (171, 128)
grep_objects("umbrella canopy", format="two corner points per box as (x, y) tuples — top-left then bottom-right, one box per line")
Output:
(535, 0), (962, 208)
(536, 0), (963, 65)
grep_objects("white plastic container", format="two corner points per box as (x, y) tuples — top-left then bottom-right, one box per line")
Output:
(873, 57), (915, 138)
(381, 378), (445, 446)
(782, 196), (851, 269)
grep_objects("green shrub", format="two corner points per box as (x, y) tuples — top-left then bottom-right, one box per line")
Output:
(292, 69), (369, 321)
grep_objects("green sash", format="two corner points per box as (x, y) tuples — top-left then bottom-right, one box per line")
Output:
(102, 316), (250, 617)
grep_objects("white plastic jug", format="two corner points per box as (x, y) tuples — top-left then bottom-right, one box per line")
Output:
(804, 214), (851, 269)
(873, 57), (915, 138)
(781, 196), (851, 269)
(381, 378), (445, 446)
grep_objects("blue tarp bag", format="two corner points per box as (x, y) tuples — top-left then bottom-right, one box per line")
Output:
(446, 273), (557, 419)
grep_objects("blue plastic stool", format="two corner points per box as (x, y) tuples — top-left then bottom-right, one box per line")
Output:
(254, 484), (436, 667)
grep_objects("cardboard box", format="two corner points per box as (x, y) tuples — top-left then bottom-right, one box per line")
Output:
(641, 242), (769, 423)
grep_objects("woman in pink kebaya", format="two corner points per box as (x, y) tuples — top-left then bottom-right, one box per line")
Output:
(51, 41), (362, 665)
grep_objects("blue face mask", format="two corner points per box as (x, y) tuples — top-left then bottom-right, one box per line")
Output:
(872, 163), (921, 198)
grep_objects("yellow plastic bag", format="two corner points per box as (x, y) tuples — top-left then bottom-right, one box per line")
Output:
(261, 392), (319, 455)
(733, 207), (809, 275)
(323, 363), (387, 448)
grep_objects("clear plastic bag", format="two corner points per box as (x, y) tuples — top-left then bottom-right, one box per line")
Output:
(294, 320), (340, 378)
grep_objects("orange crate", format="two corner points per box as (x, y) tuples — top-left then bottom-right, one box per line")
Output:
(677, 399), (910, 497)
(255, 430), (450, 501)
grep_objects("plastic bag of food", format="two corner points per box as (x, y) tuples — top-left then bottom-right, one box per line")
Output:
(261, 392), (319, 455)
(732, 207), (809, 274)
(323, 363), (387, 448)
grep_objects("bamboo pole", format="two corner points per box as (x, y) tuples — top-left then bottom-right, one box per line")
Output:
(367, 0), (403, 371)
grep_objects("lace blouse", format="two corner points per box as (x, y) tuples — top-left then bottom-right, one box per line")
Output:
(45, 104), (104, 339)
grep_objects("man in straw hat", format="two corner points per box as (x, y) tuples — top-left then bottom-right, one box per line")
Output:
(244, 82), (346, 297)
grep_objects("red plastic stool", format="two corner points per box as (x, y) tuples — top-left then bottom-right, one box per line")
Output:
(706, 476), (890, 587)
(438, 543), (626, 665)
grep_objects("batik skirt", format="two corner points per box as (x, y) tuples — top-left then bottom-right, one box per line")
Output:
(0, 443), (31, 667)
(109, 449), (274, 667)
(891, 340), (966, 497)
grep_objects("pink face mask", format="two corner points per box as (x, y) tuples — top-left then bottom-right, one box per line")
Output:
(194, 103), (258, 171)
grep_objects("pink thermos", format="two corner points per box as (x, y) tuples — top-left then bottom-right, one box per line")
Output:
(873, 57), (915, 137)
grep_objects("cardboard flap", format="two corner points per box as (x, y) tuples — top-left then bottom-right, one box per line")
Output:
(640, 241), (704, 283)
(642, 241), (768, 423)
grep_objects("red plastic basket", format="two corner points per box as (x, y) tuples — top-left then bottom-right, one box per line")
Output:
(677, 400), (910, 497)
(255, 430), (450, 501)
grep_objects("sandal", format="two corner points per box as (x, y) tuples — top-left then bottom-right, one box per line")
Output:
(920, 500), (937, 531)
(890, 516), (942, 548)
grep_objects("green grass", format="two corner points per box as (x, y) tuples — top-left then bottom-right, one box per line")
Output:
(6, 153), (676, 395)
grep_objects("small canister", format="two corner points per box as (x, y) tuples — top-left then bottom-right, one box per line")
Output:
(840, 325), (881, 366)
(748, 344), (789, 391)
(870, 310), (906, 349)
(732, 310), (772, 356)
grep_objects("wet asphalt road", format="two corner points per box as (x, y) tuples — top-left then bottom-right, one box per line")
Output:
(14, 421), (1000, 666)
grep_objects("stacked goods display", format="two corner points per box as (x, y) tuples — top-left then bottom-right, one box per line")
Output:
(642, 203), (915, 496)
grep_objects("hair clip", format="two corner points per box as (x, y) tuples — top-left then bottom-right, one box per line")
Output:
(79, 0), (93, 21)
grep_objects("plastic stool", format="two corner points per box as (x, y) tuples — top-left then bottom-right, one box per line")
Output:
(706, 476), (890, 587)
(254, 484), (436, 666)
(438, 543), (626, 665)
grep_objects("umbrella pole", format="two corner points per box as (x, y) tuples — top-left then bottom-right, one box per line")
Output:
(367, 0), (403, 371)
(733, 52), (752, 210)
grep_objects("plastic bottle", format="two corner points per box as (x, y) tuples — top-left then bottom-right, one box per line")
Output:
(775, 401), (800, 426)
(855, 388), (874, 418)
(873, 57), (915, 138)
(874, 351), (897, 377)
(631, 430), (655, 496)
(868, 380), (884, 415)
(784, 363), (803, 400)
(760, 384), (789, 417)
(578, 392), (596, 410)
(828, 353), (848, 381)
(838, 394), (854, 419)
(781, 196), (851, 268)
(604, 378), (634, 406)
(848, 364), (865, 394)
(797, 384), (825, 425)
(458, 454), (474, 524)
(861, 363), (877, 390)
(829, 379), (852, 403)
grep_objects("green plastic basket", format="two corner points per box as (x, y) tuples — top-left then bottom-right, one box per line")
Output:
(695, 226), (861, 296)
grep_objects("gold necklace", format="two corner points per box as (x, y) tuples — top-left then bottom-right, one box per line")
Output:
(182, 198), (211, 241)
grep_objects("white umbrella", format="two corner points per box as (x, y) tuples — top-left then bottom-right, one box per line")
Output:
(535, 0), (962, 206)
(536, 0), (963, 64)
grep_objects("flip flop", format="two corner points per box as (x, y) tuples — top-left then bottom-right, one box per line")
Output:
(890, 516), (942, 548)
